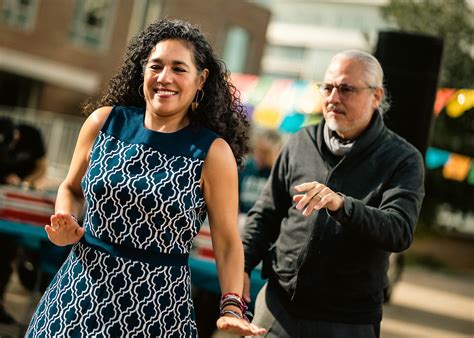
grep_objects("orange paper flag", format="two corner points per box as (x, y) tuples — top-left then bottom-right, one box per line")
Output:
(442, 154), (472, 182)
(433, 88), (456, 116)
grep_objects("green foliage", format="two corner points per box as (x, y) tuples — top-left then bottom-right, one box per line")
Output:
(382, 0), (474, 88)
(383, 1), (474, 229)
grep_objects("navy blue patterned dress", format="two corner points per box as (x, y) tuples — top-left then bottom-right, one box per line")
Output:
(27, 106), (218, 337)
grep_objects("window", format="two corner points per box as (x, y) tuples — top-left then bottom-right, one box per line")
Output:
(70, 0), (115, 50)
(222, 26), (250, 73)
(0, 0), (39, 30)
(265, 45), (306, 61)
(143, 0), (163, 28)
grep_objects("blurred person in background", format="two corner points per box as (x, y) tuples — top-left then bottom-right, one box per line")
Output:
(0, 117), (47, 324)
(26, 19), (265, 337)
(241, 50), (425, 338)
(0, 117), (47, 188)
(239, 128), (283, 214)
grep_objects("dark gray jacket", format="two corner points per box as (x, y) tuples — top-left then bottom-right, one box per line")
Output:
(242, 113), (425, 324)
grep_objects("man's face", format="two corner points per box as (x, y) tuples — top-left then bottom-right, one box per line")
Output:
(322, 57), (383, 140)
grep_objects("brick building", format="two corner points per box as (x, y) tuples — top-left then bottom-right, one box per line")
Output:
(0, 0), (270, 115)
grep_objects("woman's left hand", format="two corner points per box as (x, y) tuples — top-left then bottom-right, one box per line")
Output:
(216, 316), (266, 336)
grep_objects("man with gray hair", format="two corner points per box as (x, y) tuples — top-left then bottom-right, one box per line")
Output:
(241, 50), (425, 337)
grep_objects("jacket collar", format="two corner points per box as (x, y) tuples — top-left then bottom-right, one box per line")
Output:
(309, 110), (386, 159)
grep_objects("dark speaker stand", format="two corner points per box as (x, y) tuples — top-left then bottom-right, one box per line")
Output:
(374, 31), (444, 157)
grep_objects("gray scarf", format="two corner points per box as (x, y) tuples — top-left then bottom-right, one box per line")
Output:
(323, 122), (355, 156)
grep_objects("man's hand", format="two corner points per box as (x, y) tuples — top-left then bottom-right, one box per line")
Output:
(5, 174), (21, 186)
(243, 272), (251, 304)
(293, 181), (344, 216)
(45, 213), (84, 246)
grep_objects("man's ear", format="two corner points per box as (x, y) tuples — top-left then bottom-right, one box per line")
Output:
(372, 87), (384, 110)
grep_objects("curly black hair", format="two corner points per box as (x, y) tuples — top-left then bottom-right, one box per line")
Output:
(82, 18), (250, 167)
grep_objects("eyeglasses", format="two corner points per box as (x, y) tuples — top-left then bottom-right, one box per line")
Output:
(317, 83), (376, 100)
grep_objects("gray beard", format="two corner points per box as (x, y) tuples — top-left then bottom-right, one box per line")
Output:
(325, 118), (349, 136)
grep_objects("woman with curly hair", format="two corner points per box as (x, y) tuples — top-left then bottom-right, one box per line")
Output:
(26, 18), (265, 337)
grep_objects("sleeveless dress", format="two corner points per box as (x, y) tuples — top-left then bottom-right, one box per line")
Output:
(27, 106), (218, 337)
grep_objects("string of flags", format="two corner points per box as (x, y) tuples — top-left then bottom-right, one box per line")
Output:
(426, 147), (474, 184)
(231, 74), (473, 185)
(232, 74), (324, 133)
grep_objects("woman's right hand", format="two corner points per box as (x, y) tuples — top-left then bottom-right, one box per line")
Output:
(217, 315), (266, 336)
(45, 213), (84, 246)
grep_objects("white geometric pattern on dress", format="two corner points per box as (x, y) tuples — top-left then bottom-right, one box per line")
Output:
(27, 243), (196, 337)
(83, 132), (206, 253)
(27, 130), (208, 337)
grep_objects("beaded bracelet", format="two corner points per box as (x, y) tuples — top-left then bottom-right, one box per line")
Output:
(219, 292), (253, 322)
(221, 309), (242, 319)
(222, 292), (241, 298)
(221, 293), (241, 303)
(220, 293), (243, 309)
(219, 299), (242, 311)
(220, 295), (242, 305)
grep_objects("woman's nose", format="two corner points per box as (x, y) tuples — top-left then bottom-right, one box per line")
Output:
(157, 68), (172, 83)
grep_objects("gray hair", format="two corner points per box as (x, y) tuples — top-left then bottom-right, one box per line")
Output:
(331, 50), (390, 115)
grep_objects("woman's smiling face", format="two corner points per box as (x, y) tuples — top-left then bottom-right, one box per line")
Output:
(143, 39), (208, 118)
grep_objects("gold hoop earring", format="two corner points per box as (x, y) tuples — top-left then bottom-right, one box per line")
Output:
(191, 89), (204, 112)
(138, 83), (144, 98)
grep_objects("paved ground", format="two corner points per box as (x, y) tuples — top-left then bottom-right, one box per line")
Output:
(382, 266), (473, 338)
(213, 266), (474, 338)
(0, 271), (38, 337)
(1, 265), (472, 338)
(409, 234), (474, 273)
